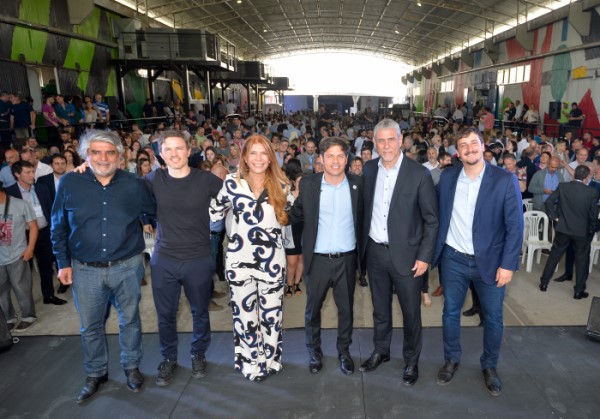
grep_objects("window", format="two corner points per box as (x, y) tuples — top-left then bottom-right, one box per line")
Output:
(440, 80), (454, 93)
(496, 64), (531, 86)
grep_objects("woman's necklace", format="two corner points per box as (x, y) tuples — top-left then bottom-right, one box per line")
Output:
(247, 177), (265, 198)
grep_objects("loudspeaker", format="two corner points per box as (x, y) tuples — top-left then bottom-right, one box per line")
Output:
(548, 101), (562, 120)
(585, 296), (600, 342)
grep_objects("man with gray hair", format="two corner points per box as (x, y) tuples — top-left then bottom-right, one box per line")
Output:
(51, 130), (156, 403)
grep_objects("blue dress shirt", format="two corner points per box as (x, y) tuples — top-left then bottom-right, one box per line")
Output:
(314, 176), (355, 253)
(51, 168), (156, 268)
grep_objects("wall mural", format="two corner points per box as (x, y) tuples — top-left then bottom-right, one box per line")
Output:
(410, 7), (600, 137)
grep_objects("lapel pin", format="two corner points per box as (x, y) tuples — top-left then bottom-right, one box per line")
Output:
(352, 185), (357, 190)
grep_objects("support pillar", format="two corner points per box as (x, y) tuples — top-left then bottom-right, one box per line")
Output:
(182, 65), (190, 113)
(205, 70), (212, 118)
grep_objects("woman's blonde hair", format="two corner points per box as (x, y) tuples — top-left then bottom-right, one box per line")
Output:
(237, 134), (289, 225)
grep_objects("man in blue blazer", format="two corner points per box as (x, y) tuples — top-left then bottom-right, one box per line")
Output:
(433, 127), (523, 397)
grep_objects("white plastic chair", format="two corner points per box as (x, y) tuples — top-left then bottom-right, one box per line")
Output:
(522, 210), (552, 272)
(590, 232), (600, 273)
(522, 198), (533, 213)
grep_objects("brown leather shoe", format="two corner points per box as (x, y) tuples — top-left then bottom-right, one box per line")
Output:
(432, 286), (443, 297)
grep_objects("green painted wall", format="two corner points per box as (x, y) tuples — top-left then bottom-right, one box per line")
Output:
(12, 0), (51, 63)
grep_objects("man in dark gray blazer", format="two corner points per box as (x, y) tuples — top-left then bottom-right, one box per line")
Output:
(289, 137), (363, 376)
(540, 164), (599, 298)
(359, 119), (439, 386)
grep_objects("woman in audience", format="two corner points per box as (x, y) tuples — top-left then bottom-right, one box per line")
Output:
(228, 143), (241, 173)
(130, 140), (142, 160)
(210, 134), (289, 382)
(63, 149), (81, 173)
(213, 154), (228, 168)
(204, 146), (218, 166)
(137, 158), (152, 177)
(83, 101), (97, 128)
(284, 163), (304, 297)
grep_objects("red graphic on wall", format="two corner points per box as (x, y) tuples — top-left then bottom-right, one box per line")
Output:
(506, 26), (554, 110)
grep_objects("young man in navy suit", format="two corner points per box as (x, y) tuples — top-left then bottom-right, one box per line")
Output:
(433, 127), (523, 396)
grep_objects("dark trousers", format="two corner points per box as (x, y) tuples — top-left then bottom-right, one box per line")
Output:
(0, 122), (11, 149)
(469, 283), (481, 309)
(540, 232), (590, 293)
(305, 252), (357, 354)
(420, 270), (429, 293)
(561, 245), (574, 278)
(32, 227), (56, 299)
(366, 240), (422, 366)
(150, 252), (214, 360)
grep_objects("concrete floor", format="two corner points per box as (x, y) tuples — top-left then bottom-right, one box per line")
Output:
(2, 328), (600, 418)
(12, 251), (600, 337)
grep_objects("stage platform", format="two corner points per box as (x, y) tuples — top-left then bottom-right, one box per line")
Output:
(1, 327), (598, 418)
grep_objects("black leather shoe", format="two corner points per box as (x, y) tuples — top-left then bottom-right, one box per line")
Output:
(43, 296), (67, 305)
(338, 352), (355, 375)
(308, 348), (323, 374)
(76, 374), (108, 403)
(539, 284), (548, 292)
(358, 275), (368, 287)
(57, 284), (70, 294)
(359, 352), (390, 372)
(402, 365), (418, 386)
(553, 274), (572, 282)
(462, 307), (480, 317)
(482, 368), (502, 396)
(191, 354), (207, 379)
(437, 361), (459, 385)
(574, 291), (589, 300)
(125, 368), (144, 392)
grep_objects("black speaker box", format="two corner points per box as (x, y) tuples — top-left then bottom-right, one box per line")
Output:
(586, 296), (600, 342)
(548, 101), (562, 120)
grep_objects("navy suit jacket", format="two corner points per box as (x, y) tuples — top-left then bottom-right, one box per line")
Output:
(36, 173), (57, 202)
(6, 181), (53, 225)
(288, 172), (363, 274)
(360, 156), (439, 276)
(433, 163), (524, 284)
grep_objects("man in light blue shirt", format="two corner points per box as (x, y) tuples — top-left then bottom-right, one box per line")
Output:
(0, 149), (18, 188)
(288, 137), (363, 376)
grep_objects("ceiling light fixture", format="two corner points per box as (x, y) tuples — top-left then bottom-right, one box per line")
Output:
(417, 1), (422, 6)
(236, 0), (242, 3)
(394, 29), (400, 34)
(263, 29), (267, 32)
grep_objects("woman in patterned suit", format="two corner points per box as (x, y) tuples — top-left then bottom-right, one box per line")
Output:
(210, 134), (289, 382)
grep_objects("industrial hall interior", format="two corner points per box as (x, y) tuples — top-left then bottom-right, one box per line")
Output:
(1, 0), (600, 418)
